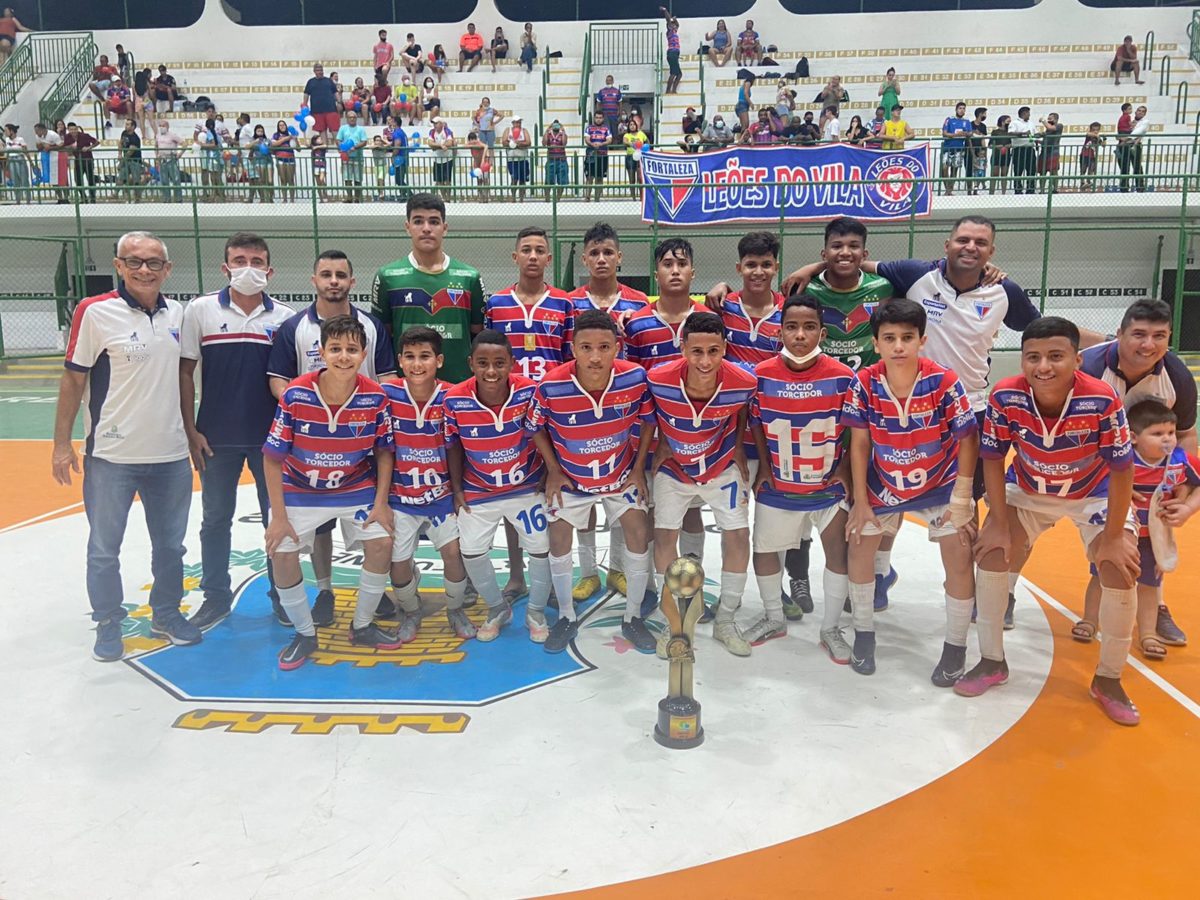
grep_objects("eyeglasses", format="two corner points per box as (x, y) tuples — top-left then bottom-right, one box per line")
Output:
(119, 257), (167, 271)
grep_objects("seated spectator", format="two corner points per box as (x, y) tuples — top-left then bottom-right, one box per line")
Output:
(490, 27), (509, 72)
(706, 19), (732, 67)
(0, 8), (33, 67)
(373, 29), (395, 81)
(104, 76), (132, 132)
(392, 75), (419, 126)
(459, 23), (484, 74)
(792, 111), (820, 144)
(775, 79), (795, 122)
(596, 74), (622, 135)
(702, 114), (735, 147)
(1112, 34), (1144, 86)
(370, 73), (391, 125)
(682, 107), (703, 143)
(88, 54), (118, 102)
(520, 22), (537, 72)
(419, 77), (440, 124)
(844, 115), (869, 146)
(350, 77), (371, 117)
(152, 65), (177, 113)
(428, 45), (448, 83)
(401, 33), (424, 76)
(820, 105), (840, 143)
(736, 20), (761, 66)
(745, 107), (775, 145)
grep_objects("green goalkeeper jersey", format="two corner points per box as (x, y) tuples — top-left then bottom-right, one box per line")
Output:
(371, 253), (485, 384)
(804, 270), (893, 371)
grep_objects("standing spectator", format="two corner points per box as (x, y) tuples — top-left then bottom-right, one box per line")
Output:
(310, 133), (327, 193)
(329, 71), (346, 113)
(3, 122), (30, 202)
(400, 33), (424, 76)
(878, 67), (901, 115)
(940, 101), (972, 196)
(302, 63), (340, 142)
(1079, 120), (1104, 192)
(114, 43), (131, 82)
(844, 115), (869, 146)
(420, 76), (440, 124)
(459, 23), (484, 73)
(428, 116), (456, 195)
(502, 115), (531, 200)
(881, 104), (912, 149)
(428, 45), (448, 82)
(1037, 111), (1063, 194)
(0, 7), (32, 67)
(820, 104), (841, 143)
(735, 71), (755, 130)
(195, 116), (225, 201)
(702, 113), (735, 147)
(180, 233), (294, 630)
(519, 22), (537, 72)
(584, 110), (611, 201)
(370, 136), (389, 200)
(373, 29), (395, 82)
(133, 67), (153, 137)
(337, 110), (368, 203)
(736, 19), (761, 66)
(774, 78), (795, 123)
(52, 231), (201, 661)
(489, 27), (509, 72)
(543, 119), (569, 200)
(596, 74), (623, 136)
(155, 118), (185, 202)
(746, 107), (775, 145)
(385, 118), (409, 192)
(989, 113), (1011, 194)
(245, 123), (273, 203)
(968, 107), (988, 194)
(1112, 35), (1144, 86)
(33, 122), (66, 203)
(222, 113), (245, 200)
(473, 96), (503, 148)
(152, 65), (177, 113)
(104, 75), (132, 132)
(465, 131), (491, 200)
(865, 105), (887, 145)
(64, 122), (98, 203)
(88, 54), (117, 102)
(661, 7), (682, 95)
(1117, 102), (1147, 192)
(1008, 105), (1036, 194)
(117, 118), (143, 202)
(370, 73), (391, 125)
(706, 19), (732, 67)
(623, 118), (648, 199)
(816, 76), (847, 116)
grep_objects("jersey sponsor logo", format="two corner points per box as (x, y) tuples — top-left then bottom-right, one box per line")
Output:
(219, 322), (229, 333)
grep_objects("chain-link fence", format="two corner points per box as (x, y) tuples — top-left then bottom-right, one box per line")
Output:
(0, 172), (1196, 357)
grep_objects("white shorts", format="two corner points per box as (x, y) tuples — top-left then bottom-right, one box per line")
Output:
(1005, 482), (1137, 555)
(547, 486), (647, 531)
(273, 504), (391, 554)
(390, 506), (460, 562)
(654, 467), (750, 532)
(457, 492), (550, 556)
(753, 500), (846, 554)
(861, 503), (957, 540)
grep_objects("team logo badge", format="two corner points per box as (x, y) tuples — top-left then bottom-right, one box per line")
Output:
(430, 288), (468, 314)
(864, 155), (924, 217)
(264, 324), (278, 343)
(641, 153), (700, 219)
(974, 300), (994, 320)
(169, 327), (180, 343)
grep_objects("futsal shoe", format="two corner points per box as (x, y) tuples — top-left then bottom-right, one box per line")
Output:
(639, 588), (659, 618)
(781, 576), (812, 620)
(1157, 604), (1187, 646)
(953, 659), (1009, 697)
(311, 589), (336, 627)
(573, 574), (602, 601)
(873, 568), (898, 612)
(742, 615), (787, 646)
(713, 620), (752, 657)
(188, 601), (231, 632)
(395, 610), (422, 643)
(93, 618), (124, 662)
(446, 608), (477, 640)
(698, 602), (717, 624)
(272, 596), (291, 626)
(278, 632), (319, 670)
(476, 603), (513, 642)
(1004, 593), (1016, 630)
(374, 593), (397, 619)
(605, 569), (628, 596)
(350, 622), (404, 650)
(525, 608), (549, 643)
(819, 627), (851, 664)
(544, 616), (579, 653)
(462, 579), (479, 609)
(1090, 676), (1140, 726)
(850, 630), (876, 675)
(150, 610), (203, 646)
(930, 642), (968, 688)
(621, 617), (657, 653)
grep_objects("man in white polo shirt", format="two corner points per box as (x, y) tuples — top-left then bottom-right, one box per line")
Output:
(52, 231), (202, 661)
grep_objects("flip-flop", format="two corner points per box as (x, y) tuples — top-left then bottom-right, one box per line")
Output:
(1139, 635), (1167, 661)
(502, 583), (529, 605)
(1071, 620), (1097, 643)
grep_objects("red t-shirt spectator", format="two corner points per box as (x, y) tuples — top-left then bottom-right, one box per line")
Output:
(93, 64), (117, 82)
(1117, 112), (1133, 135)
(65, 130), (99, 159)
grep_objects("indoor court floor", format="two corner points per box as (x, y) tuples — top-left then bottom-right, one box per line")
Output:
(2, 357), (1198, 898)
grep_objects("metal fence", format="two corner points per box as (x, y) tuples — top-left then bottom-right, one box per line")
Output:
(0, 172), (1198, 360)
(588, 21), (660, 67)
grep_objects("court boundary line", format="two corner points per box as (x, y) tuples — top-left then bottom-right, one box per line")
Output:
(0, 501), (84, 534)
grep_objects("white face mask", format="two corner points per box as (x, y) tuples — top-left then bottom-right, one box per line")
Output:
(228, 265), (269, 295)
(780, 343), (821, 367)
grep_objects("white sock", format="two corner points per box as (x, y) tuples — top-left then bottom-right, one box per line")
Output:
(608, 519), (627, 573)
(716, 570), (747, 622)
(549, 552), (575, 620)
(755, 572), (784, 621)
(652, 570), (663, 596)
(679, 527), (705, 563)
(444, 576), (467, 611)
(975, 569), (1009, 662)
(1008, 572), (1020, 595)
(822, 569), (849, 631)
(623, 549), (651, 622)
(279, 580), (315, 637)
(873, 550), (892, 577)
(848, 580), (874, 632)
(392, 576), (421, 614)
(352, 568), (389, 629)
(944, 592), (973, 648)
(577, 529), (598, 579)
(462, 554), (503, 611)
(1097, 585), (1137, 678)
(316, 575), (333, 591)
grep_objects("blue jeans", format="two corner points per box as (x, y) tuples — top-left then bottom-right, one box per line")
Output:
(546, 158), (568, 185)
(199, 446), (277, 608)
(520, 43), (536, 71)
(83, 456), (192, 623)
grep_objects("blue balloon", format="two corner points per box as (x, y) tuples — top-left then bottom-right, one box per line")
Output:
(297, 118), (308, 133)
(287, 125), (298, 136)
(258, 140), (271, 156)
(339, 139), (354, 152)
(409, 130), (420, 142)
(299, 106), (310, 118)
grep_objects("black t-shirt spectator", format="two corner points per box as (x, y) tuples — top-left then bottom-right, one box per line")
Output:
(969, 121), (987, 151)
(154, 73), (175, 98)
(304, 75), (338, 114)
(403, 43), (422, 59)
(120, 130), (142, 160)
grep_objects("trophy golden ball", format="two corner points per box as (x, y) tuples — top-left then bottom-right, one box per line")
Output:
(664, 556), (704, 599)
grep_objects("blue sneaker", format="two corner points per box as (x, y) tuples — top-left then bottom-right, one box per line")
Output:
(93, 618), (124, 662)
(149, 610), (203, 646)
(639, 588), (659, 618)
(873, 567), (898, 612)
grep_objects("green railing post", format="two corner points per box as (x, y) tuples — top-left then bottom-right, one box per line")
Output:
(551, 186), (560, 287)
(191, 190), (204, 296)
(1145, 30), (1155, 72)
(1152, 233), (1164, 303)
(1177, 82), (1189, 126)
(311, 179), (321, 259)
(1039, 178), (1053, 301)
(1159, 55), (1171, 98)
(1173, 174), (1189, 350)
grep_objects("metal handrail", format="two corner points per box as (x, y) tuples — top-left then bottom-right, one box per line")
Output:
(38, 35), (98, 127)
(697, 43), (706, 124)
(1177, 81), (1189, 125)
(1191, 12), (1200, 66)
(0, 37), (34, 110)
(656, 23), (663, 132)
(578, 31), (592, 122)
(538, 50), (551, 137)
(1159, 54), (1172, 97)
(1145, 29), (1155, 72)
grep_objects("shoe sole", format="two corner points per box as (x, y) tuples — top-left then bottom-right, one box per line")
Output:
(821, 642), (850, 665)
(850, 659), (875, 675)
(749, 630), (787, 647)
(351, 636), (404, 651)
(954, 675), (1009, 697)
(278, 655), (310, 671)
(1089, 686), (1140, 726)
(931, 669), (965, 688)
(149, 626), (202, 646)
(92, 649), (124, 662)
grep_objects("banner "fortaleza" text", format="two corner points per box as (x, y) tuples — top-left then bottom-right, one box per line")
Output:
(640, 143), (933, 226)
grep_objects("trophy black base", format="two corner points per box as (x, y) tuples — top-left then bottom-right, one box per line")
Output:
(654, 696), (704, 749)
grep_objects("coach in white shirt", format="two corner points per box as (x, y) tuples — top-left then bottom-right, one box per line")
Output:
(52, 231), (202, 662)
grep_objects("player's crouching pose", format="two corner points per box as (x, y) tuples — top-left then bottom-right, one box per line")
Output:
(842, 299), (979, 679)
(381, 326), (475, 641)
(263, 315), (399, 671)
(648, 311), (758, 656)
(528, 310), (658, 653)
(445, 330), (553, 642)
(749, 294), (856, 655)
(972, 317), (1143, 725)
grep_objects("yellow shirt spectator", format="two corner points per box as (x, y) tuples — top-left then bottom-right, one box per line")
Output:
(882, 118), (909, 150)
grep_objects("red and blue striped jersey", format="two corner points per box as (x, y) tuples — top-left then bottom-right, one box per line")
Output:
(382, 378), (453, 516)
(982, 371), (1133, 501)
(1131, 447), (1200, 537)
(721, 292), (784, 370)
(484, 285), (574, 382)
(624, 301), (707, 372)
(262, 372), (393, 508)
(568, 284), (649, 358)
(648, 358), (757, 484)
(842, 357), (977, 514)
(751, 355), (855, 511)
(443, 375), (544, 504)
(526, 359), (655, 494)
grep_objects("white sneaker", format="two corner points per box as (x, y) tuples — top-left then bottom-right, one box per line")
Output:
(476, 604), (512, 642)
(713, 620), (752, 657)
(742, 615), (787, 646)
(525, 608), (549, 643)
(820, 627), (852, 665)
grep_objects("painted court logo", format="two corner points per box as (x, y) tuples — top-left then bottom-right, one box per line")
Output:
(863, 155), (924, 217)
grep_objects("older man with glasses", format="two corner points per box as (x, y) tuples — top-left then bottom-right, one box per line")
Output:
(52, 231), (202, 662)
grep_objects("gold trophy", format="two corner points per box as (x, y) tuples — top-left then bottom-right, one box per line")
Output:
(654, 556), (706, 749)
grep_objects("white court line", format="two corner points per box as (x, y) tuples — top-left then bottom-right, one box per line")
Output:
(1024, 581), (1200, 720)
(0, 501), (84, 534)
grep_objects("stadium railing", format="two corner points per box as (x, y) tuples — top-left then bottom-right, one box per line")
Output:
(578, 30), (592, 124)
(0, 31), (93, 112)
(37, 33), (99, 127)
